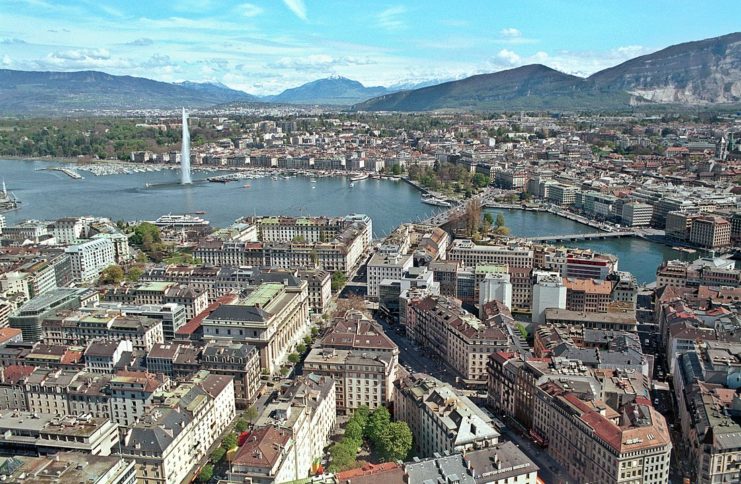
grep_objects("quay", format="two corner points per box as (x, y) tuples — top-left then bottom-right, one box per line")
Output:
(40, 167), (84, 179)
(525, 231), (638, 242)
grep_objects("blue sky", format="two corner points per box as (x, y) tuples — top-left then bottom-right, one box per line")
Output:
(0, 0), (738, 95)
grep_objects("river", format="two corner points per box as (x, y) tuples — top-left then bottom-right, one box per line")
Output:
(1, 160), (690, 283)
(484, 208), (695, 284)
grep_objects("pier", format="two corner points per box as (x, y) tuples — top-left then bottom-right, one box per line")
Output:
(42, 167), (84, 179)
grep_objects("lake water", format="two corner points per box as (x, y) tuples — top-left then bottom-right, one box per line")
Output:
(1, 159), (689, 283)
(0, 159), (441, 237)
(484, 208), (693, 284)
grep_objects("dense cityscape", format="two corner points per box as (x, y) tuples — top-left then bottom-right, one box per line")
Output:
(1, 2), (740, 484)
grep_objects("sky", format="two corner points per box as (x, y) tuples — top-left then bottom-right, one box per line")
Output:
(0, 0), (739, 95)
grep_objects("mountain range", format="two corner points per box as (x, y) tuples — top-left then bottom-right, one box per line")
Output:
(356, 32), (741, 111)
(0, 32), (738, 115)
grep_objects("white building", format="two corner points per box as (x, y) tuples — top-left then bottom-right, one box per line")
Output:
(367, 253), (413, 298)
(66, 237), (116, 283)
(479, 271), (512, 310)
(531, 270), (566, 324)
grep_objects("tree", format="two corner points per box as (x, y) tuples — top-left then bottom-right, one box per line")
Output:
(234, 419), (248, 433)
(296, 343), (306, 354)
(197, 464), (213, 483)
(331, 271), (348, 292)
(287, 352), (300, 364)
(464, 198), (482, 237)
(129, 222), (161, 246)
(472, 173), (489, 188)
(303, 335), (313, 346)
(222, 432), (238, 451)
(515, 323), (528, 340)
(344, 419), (364, 444)
(126, 266), (144, 282)
(495, 213), (505, 228)
(211, 447), (226, 463)
(483, 212), (494, 226)
(365, 406), (391, 444)
(329, 441), (357, 472)
(378, 421), (413, 461)
(99, 265), (124, 284)
(494, 226), (510, 236)
(244, 405), (259, 423)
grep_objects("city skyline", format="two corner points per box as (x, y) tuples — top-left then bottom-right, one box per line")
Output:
(0, 0), (739, 95)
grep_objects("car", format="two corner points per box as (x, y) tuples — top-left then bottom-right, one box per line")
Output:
(654, 398), (660, 405)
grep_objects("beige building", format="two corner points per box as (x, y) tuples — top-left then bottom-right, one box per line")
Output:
(202, 281), (310, 374)
(367, 252), (413, 299)
(689, 216), (731, 249)
(230, 376), (336, 483)
(404, 295), (511, 384)
(303, 311), (399, 412)
(394, 373), (500, 457)
(120, 372), (235, 484)
(448, 240), (534, 268)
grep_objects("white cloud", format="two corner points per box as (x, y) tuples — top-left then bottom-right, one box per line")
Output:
(268, 54), (375, 70)
(282, 0), (307, 21)
(236, 3), (264, 18)
(496, 49), (521, 65)
(1, 55), (11, 66)
(123, 38), (154, 47)
(499, 28), (521, 38)
(377, 6), (407, 31)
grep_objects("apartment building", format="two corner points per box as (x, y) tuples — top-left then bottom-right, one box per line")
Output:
(394, 373), (500, 457)
(689, 216), (732, 249)
(301, 311), (399, 412)
(201, 340), (261, 407)
(531, 270), (566, 325)
(103, 282), (208, 322)
(404, 295), (511, 384)
(42, 309), (164, 352)
(65, 237), (116, 283)
(88, 302), (186, 341)
(0, 412), (120, 456)
(230, 376), (335, 483)
(674, 350), (741, 484)
(537, 388), (671, 484)
(367, 252), (413, 299)
(621, 201), (653, 227)
(202, 281), (310, 374)
(563, 277), (612, 313)
(448, 240), (534, 268)
(120, 372), (235, 484)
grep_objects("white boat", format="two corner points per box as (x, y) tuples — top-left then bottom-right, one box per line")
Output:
(349, 182), (355, 188)
(153, 214), (210, 227)
(310, 178), (317, 183)
(350, 173), (369, 182)
(421, 195), (453, 208)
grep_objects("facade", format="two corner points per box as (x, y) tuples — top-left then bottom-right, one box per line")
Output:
(563, 277), (612, 313)
(42, 309), (164, 352)
(89, 302), (186, 341)
(201, 340), (261, 407)
(394, 373), (500, 457)
(367, 252), (413, 299)
(621, 202), (653, 227)
(103, 282), (208, 322)
(202, 282), (310, 374)
(531, 270), (566, 324)
(230, 376), (336, 483)
(448, 240), (533, 268)
(689, 216), (731, 249)
(0, 411), (119, 456)
(65, 238), (116, 283)
(9, 287), (97, 341)
(404, 295), (511, 384)
(120, 372), (236, 484)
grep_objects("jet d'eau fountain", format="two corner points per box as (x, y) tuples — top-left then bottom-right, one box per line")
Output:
(180, 107), (192, 185)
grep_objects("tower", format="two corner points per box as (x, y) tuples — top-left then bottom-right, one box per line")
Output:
(181, 108), (192, 185)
